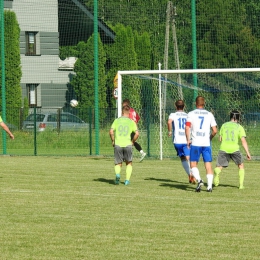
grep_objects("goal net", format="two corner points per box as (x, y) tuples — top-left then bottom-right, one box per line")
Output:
(117, 68), (260, 160)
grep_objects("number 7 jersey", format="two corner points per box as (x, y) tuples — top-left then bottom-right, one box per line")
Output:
(168, 111), (188, 144)
(186, 109), (217, 146)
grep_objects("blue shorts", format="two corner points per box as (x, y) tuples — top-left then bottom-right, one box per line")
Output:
(190, 145), (212, 162)
(174, 143), (190, 157)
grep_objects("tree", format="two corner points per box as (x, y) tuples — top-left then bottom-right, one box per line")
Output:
(134, 31), (151, 70)
(196, 0), (260, 68)
(105, 23), (141, 110)
(245, 0), (260, 38)
(71, 34), (107, 122)
(0, 10), (22, 126)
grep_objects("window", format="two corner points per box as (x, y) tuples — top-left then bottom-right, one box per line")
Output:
(68, 114), (82, 123)
(27, 84), (38, 107)
(47, 115), (57, 122)
(26, 32), (38, 55)
(25, 114), (45, 122)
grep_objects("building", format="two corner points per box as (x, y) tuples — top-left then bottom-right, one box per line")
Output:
(4, 0), (115, 111)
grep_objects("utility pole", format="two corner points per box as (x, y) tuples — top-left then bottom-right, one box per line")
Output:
(163, 1), (183, 113)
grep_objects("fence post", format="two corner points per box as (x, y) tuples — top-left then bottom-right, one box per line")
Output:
(19, 107), (23, 130)
(89, 107), (92, 155)
(147, 107), (150, 157)
(34, 106), (37, 156)
(57, 108), (61, 133)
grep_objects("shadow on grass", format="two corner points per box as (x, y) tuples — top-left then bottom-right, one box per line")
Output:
(215, 183), (238, 188)
(89, 157), (111, 161)
(160, 183), (195, 191)
(93, 178), (115, 185)
(145, 177), (238, 190)
(145, 177), (194, 191)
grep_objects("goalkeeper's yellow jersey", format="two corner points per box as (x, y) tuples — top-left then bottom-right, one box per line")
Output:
(219, 121), (246, 153)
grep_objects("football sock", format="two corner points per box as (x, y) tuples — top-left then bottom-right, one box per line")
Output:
(115, 165), (121, 175)
(214, 167), (221, 175)
(214, 167), (221, 186)
(207, 173), (213, 189)
(191, 167), (201, 182)
(134, 142), (142, 152)
(181, 160), (190, 176)
(126, 165), (133, 181)
(239, 169), (245, 187)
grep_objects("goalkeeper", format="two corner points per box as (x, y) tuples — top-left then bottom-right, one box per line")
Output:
(214, 110), (251, 189)
(122, 99), (146, 162)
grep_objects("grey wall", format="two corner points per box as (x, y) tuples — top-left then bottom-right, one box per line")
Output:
(12, 0), (74, 109)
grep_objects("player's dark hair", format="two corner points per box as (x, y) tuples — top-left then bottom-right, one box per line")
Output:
(196, 96), (205, 107)
(122, 105), (130, 112)
(122, 99), (130, 106)
(230, 110), (240, 121)
(175, 100), (184, 110)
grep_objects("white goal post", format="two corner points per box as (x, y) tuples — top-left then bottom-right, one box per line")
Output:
(117, 67), (260, 160)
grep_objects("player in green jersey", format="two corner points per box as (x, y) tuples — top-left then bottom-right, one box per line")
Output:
(214, 110), (251, 189)
(109, 105), (139, 185)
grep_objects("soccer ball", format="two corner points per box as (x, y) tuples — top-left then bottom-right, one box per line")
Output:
(70, 99), (78, 107)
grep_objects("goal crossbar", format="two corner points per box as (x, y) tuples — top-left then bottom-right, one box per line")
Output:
(117, 68), (260, 116)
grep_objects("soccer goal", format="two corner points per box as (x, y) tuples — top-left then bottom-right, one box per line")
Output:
(117, 68), (260, 160)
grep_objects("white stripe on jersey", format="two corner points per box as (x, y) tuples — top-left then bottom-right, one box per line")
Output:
(168, 111), (187, 144)
(187, 109), (217, 146)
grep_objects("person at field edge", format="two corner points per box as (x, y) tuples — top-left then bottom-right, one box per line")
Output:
(185, 96), (217, 192)
(122, 99), (146, 162)
(109, 105), (139, 185)
(0, 116), (14, 140)
(167, 100), (196, 184)
(214, 110), (251, 189)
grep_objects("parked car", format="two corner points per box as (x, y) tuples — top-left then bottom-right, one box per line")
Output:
(22, 112), (89, 132)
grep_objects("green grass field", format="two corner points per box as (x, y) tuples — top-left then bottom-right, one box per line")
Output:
(1, 156), (259, 260)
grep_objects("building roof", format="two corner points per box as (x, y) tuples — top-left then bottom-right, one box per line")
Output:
(58, 0), (115, 46)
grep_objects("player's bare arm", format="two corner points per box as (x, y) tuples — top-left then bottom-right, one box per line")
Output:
(132, 130), (139, 145)
(109, 128), (115, 147)
(167, 119), (172, 137)
(0, 122), (14, 139)
(185, 123), (191, 147)
(210, 126), (217, 141)
(241, 137), (251, 160)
